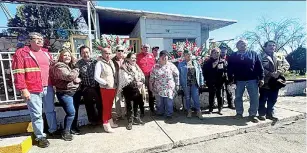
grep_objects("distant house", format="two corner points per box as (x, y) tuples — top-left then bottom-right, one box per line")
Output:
(83, 7), (237, 52)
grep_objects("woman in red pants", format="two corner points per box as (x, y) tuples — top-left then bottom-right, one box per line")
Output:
(94, 47), (118, 133)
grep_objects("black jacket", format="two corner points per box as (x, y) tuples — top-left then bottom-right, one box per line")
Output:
(202, 58), (228, 88)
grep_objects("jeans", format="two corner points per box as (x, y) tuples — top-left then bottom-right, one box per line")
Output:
(72, 90), (82, 129)
(258, 88), (279, 116)
(27, 86), (57, 139)
(56, 92), (76, 132)
(234, 80), (259, 116)
(157, 97), (173, 117)
(183, 84), (201, 111)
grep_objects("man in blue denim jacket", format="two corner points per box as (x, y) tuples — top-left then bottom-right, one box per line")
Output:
(178, 50), (205, 119)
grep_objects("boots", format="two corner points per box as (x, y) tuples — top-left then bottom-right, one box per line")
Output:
(103, 123), (115, 133)
(109, 118), (118, 128)
(187, 109), (192, 118)
(197, 111), (203, 119)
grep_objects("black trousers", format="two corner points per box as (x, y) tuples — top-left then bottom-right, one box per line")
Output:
(82, 87), (102, 123)
(208, 85), (223, 111)
(123, 91), (144, 123)
(72, 90), (82, 129)
(145, 76), (155, 113)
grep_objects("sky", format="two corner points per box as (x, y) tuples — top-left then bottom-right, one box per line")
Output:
(0, 1), (306, 48)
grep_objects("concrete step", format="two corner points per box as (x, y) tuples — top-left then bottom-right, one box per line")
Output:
(0, 134), (33, 153)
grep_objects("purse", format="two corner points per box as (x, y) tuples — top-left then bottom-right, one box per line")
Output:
(268, 75), (286, 90)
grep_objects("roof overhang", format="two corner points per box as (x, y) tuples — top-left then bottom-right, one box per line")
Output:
(82, 6), (237, 35)
(1, 0), (88, 8)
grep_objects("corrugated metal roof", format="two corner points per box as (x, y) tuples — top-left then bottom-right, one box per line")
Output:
(1, 0), (88, 8)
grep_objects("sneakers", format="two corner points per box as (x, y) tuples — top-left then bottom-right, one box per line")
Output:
(234, 114), (243, 120)
(37, 137), (50, 148)
(258, 116), (266, 121)
(187, 109), (192, 118)
(109, 119), (119, 128)
(249, 116), (260, 123)
(62, 132), (73, 141)
(197, 111), (203, 119)
(103, 123), (115, 133)
(71, 128), (81, 135)
(134, 117), (145, 125)
(126, 123), (133, 130)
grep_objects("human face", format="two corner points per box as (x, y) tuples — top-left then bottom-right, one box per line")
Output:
(220, 48), (227, 57)
(184, 53), (192, 62)
(152, 48), (158, 57)
(236, 40), (247, 52)
(211, 50), (220, 60)
(30, 35), (44, 48)
(265, 42), (276, 53)
(159, 54), (169, 64)
(102, 48), (112, 61)
(116, 49), (124, 59)
(62, 52), (72, 64)
(128, 54), (136, 65)
(81, 47), (91, 61)
(142, 46), (149, 53)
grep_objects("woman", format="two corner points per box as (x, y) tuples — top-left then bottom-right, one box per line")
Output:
(149, 50), (179, 119)
(94, 47), (118, 133)
(117, 53), (146, 130)
(202, 48), (227, 115)
(178, 50), (204, 119)
(50, 49), (80, 141)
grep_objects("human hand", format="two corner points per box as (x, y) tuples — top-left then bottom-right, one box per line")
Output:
(258, 80), (264, 87)
(137, 81), (143, 88)
(74, 78), (81, 83)
(21, 89), (30, 101)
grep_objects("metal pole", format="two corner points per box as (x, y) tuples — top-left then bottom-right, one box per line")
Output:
(87, 1), (92, 54)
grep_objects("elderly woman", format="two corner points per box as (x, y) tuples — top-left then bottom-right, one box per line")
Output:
(50, 49), (80, 141)
(202, 48), (228, 115)
(178, 50), (204, 119)
(117, 53), (146, 130)
(149, 50), (179, 119)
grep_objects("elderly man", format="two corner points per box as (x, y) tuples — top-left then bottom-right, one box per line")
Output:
(12, 32), (58, 148)
(75, 46), (102, 126)
(112, 45), (126, 119)
(219, 45), (235, 109)
(136, 44), (156, 116)
(258, 40), (289, 121)
(227, 39), (264, 123)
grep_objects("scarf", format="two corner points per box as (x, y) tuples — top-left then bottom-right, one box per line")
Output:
(117, 61), (145, 95)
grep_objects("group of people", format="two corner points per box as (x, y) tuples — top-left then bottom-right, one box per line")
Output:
(12, 32), (290, 149)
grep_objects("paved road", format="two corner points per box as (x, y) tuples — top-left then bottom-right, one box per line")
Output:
(166, 119), (306, 153)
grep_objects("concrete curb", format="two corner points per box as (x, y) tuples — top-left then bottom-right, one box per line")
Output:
(126, 112), (306, 153)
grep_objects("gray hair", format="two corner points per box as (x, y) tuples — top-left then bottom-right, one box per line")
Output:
(28, 32), (43, 39)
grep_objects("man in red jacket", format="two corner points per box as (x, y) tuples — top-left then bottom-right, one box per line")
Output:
(12, 32), (57, 148)
(136, 44), (156, 116)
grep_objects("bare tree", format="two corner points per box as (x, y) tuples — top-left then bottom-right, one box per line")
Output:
(242, 17), (306, 54)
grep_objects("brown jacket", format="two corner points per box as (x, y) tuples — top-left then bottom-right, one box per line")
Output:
(50, 62), (80, 93)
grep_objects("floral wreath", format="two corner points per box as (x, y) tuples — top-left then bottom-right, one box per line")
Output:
(92, 35), (133, 54)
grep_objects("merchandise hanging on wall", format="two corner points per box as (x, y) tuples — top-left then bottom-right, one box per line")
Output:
(56, 28), (69, 39)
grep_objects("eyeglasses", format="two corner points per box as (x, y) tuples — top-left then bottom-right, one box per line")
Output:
(31, 38), (43, 41)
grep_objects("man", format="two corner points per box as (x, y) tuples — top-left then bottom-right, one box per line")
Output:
(136, 44), (156, 115)
(258, 40), (289, 121)
(227, 39), (264, 123)
(152, 46), (159, 62)
(12, 32), (58, 148)
(219, 45), (235, 109)
(76, 46), (102, 126)
(112, 45), (125, 119)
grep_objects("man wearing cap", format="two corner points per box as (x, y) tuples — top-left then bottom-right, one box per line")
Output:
(112, 45), (126, 119)
(227, 39), (264, 123)
(152, 46), (159, 62)
(219, 45), (235, 109)
(136, 44), (156, 115)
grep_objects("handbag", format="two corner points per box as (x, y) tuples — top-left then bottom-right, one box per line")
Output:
(268, 75), (286, 90)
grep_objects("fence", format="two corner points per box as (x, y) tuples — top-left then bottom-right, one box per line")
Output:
(0, 52), (79, 104)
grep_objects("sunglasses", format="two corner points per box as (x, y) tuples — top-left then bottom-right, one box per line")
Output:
(117, 50), (124, 52)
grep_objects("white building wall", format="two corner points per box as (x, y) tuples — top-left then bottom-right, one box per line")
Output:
(129, 19), (141, 38)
